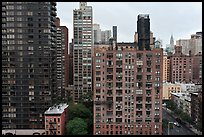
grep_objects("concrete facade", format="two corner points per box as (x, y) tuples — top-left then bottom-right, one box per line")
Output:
(162, 82), (181, 100)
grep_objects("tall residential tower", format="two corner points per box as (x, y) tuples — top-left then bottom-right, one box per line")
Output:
(137, 14), (150, 50)
(93, 14), (163, 135)
(73, 2), (93, 103)
(2, 2), (57, 129)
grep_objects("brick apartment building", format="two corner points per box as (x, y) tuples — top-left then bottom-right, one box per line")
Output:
(93, 44), (163, 135)
(44, 103), (69, 135)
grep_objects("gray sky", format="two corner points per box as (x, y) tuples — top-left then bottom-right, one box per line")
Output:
(56, 2), (202, 47)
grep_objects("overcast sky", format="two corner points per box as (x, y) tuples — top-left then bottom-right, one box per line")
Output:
(56, 2), (202, 47)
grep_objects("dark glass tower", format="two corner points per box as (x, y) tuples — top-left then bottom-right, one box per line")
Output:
(113, 26), (117, 42)
(2, 2), (57, 129)
(137, 14), (150, 50)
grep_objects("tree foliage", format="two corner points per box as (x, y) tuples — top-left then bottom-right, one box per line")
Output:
(68, 103), (92, 120)
(166, 100), (177, 111)
(66, 117), (88, 135)
(196, 122), (202, 131)
(162, 118), (169, 129)
(180, 111), (192, 123)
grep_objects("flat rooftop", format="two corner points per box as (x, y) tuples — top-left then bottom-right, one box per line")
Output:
(45, 103), (68, 115)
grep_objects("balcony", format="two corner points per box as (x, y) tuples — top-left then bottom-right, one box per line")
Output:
(136, 115), (142, 118)
(136, 108), (142, 111)
(51, 5), (57, 11)
(146, 101), (151, 104)
(107, 92), (113, 96)
(136, 101), (142, 104)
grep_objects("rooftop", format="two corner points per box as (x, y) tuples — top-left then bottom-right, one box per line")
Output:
(44, 103), (68, 115)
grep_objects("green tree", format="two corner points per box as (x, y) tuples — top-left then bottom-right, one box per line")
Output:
(196, 122), (202, 131)
(162, 118), (169, 129)
(66, 117), (88, 135)
(166, 100), (177, 111)
(174, 108), (182, 115)
(180, 112), (192, 123)
(68, 103), (92, 120)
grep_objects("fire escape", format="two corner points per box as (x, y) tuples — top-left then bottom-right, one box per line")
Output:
(49, 121), (57, 135)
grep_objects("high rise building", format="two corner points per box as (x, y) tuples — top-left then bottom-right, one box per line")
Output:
(134, 31), (155, 50)
(93, 24), (101, 44)
(93, 14), (163, 135)
(55, 17), (69, 99)
(93, 45), (163, 135)
(73, 2), (93, 103)
(176, 32), (202, 56)
(113, 26), (117, 42)
(137, 14), (150, 50)
(176, 39), (190, 55)
(169, 46), (193, 83)
(190, 32), (202, 55)
(163, 52), (168, 82)
(2, 2), (57, 129)
(192, 52), (202, 84)
(166, 35), (175, 55)
(170, 34), (174, 49)
(101, 30), (111, 44)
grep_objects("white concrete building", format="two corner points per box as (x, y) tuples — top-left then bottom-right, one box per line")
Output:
(176, 82), (196, 93)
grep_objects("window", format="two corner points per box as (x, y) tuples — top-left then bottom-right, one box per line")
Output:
(7, 34), (15, 39)
(27, 11), (33, 16)
(7, 23), (15, 27)
(17, 17), (22, 21)
(17, 11), (22, 15)
(7, 28), (14, 33)
(7, 17), (14, 21)
(96, 53), (101, 57)
(116, 53), (122, 58)
(96, 83), (101, 87)
(16, 5), (22, 9)
(96, 59), (101, 63)
(6, 11), (14, 16)
(6, 5), (14, 10)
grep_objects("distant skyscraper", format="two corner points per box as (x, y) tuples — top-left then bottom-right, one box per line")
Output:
(113, 26), (117, 42)
(2, 2), (57, 129)
(73, 2), (93, 103)
(93, 24), (101, 44)
(176, 39), (190, 55)
(190, 32), (202, 55)
(137, 14), (150, 50)
(170, 34), (174, 47)
(176, 32), (202, 56)
(101, 30), (111, 44)
(170, 34), (175, 53)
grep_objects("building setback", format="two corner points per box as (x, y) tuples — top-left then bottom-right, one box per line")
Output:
(93, 45), (163, 135)
(2, 2), (57, 129)
(73, 2), (93, 103)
